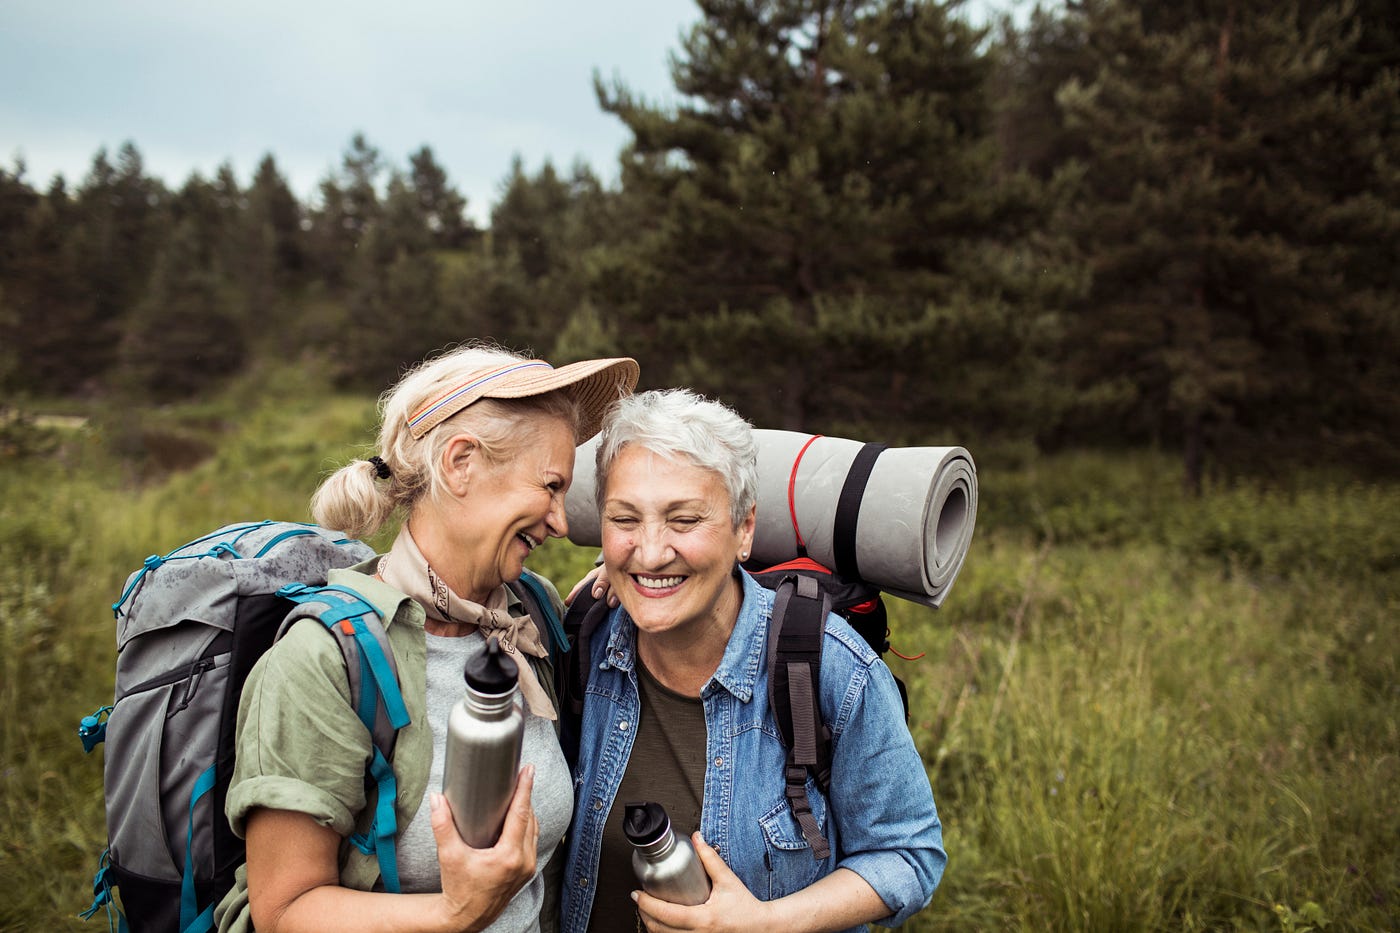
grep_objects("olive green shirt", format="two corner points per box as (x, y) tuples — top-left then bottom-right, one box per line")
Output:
(214, 561), (562, 932)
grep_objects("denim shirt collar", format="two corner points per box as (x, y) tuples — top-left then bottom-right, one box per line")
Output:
(602, 567), (773, 702)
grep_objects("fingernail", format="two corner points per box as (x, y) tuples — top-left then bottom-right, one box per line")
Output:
(429, 792), (442, 811)
(630, 891), (639, 903)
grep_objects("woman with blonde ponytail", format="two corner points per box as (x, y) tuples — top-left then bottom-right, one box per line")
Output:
(215, 343), (638, 933)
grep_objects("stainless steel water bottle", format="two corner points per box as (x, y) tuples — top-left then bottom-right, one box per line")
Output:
(442, 635), (524, 847)
(624, 801), (711, 906)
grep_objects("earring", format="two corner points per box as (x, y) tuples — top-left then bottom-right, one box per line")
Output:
(740, 551), (749, 561)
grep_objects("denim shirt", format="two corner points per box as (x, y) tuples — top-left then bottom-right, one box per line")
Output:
(560, 571), (945, 932)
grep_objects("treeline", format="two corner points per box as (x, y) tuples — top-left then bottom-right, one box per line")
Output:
(2, 0), (1397, 490)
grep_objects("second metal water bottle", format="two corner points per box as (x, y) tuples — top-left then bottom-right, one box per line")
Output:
(442, 635), (524, 847)
(624, 801), (711, 905)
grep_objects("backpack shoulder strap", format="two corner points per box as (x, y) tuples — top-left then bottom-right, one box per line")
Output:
(508, 570), (569, 668)
(275, 582), (409, 894)
(767, 574), (834, 861)
(557, 585), (613, 771)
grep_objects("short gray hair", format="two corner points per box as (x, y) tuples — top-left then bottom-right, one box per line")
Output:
(595, 388), (757, 528)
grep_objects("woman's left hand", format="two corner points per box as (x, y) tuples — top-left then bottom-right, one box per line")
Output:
(635, 833), (891, 933)
(632, 834), (767, 933)
(564, 566), (618, 609)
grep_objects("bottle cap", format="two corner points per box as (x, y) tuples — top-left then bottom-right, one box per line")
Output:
(464, 635), (519, 694)
(623, 801), (670, 846)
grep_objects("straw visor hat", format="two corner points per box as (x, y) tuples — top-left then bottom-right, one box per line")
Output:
(407, 357), (640, 442)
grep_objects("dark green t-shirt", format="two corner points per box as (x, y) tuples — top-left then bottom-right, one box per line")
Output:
(585, 657), (708, 933)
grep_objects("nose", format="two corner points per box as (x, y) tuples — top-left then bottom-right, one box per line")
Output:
(546, 492), (568, 539)
(636, 522), (674, 567)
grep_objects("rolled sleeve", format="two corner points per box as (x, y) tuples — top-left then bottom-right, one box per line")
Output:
(225, 618), (373, 838)
(827, 644), (946, 926)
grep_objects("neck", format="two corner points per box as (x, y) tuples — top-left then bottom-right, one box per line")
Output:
(407, 513), (492, 604)
(636, 574), (742, 697)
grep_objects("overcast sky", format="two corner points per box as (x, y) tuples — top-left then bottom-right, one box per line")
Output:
(2, 1), (1000, 226)
(1, 0), (704, 224)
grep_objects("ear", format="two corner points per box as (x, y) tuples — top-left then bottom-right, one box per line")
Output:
(439, 433), (480, 498)
(737, 504), (757, 557)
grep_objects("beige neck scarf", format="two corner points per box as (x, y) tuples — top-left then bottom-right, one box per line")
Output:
(378, 524), (556, 720)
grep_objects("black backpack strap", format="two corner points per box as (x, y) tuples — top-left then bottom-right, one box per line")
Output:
(833, 442), (887, 580)
(558, 585), (612, 770)
(768, 574), (833, 861)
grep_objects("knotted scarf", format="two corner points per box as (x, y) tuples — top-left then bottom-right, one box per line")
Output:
(379, 525), (556, 720)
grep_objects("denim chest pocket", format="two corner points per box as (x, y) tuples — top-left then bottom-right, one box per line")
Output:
(756, 791), (829, 900)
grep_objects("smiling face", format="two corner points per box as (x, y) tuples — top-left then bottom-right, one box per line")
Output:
(600, 444), (756, 644)
(448, 415), (576, 601)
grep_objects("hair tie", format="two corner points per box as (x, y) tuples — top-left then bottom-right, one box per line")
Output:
(368, 455), (392, 480)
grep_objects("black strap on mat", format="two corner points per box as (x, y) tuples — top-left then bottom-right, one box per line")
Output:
(769, 574), (833, 860)
(833, 442), (887, 581)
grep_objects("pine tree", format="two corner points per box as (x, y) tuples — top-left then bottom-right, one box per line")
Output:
(27, 143), (169, 391)
(488, 157), (619, 356)
(120, 218), (245, 396)
(408, 146), (475, 249)
(309, 133), (385, 286)
(595, 0), (1055, 435)
(1055, 0), (1400, 488)
(247, 154), (306, 285)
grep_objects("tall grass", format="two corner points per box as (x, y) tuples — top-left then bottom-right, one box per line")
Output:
(2, 373), (1396, 931)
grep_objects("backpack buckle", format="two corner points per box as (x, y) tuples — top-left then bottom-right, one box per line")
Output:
(78, 706), (113, 753)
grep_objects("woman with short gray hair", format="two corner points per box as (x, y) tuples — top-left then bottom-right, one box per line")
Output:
(562, 388), (944, 932)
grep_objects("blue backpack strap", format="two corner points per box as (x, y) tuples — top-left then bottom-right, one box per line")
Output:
(275, 582), (409, 893)
(111, 521), (281, 618)
(180, 764), (219, 933)
(511, 569), (568, 667)
(79, 848), (129, 933)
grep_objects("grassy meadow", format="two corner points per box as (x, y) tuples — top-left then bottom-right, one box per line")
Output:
(2, 364), (1396, 932)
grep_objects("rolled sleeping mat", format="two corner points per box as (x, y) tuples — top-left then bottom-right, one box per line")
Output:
(564, 429), (977, 608)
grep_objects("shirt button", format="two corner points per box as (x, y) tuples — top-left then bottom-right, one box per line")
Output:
(578, 877), (589, 887)
(618, 720), (630, 731)
(593, 799), (603, 811)
(714, 756), (724, 768)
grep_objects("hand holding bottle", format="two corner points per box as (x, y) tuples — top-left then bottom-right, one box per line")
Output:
(430, 764), (539, 932)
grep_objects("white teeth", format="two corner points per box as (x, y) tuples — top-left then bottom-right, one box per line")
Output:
(636, 575), (683, 589)
(519, 533), (540, 550)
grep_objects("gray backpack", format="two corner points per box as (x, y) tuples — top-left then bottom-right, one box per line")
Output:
(78, 521), (408, 933)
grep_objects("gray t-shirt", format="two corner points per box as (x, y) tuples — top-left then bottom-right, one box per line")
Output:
(398, 630), (574, 932)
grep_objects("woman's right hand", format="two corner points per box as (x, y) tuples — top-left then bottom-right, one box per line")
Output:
(431, 764), (539, 932)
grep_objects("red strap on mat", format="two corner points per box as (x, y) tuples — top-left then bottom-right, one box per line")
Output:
(788, 434), (823, 552)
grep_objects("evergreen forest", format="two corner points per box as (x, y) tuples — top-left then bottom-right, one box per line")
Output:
(4, 0), (1396, 492)
(3, 2), (1399, 930)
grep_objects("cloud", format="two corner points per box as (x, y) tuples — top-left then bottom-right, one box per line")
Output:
(0, 0), (697, 223)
